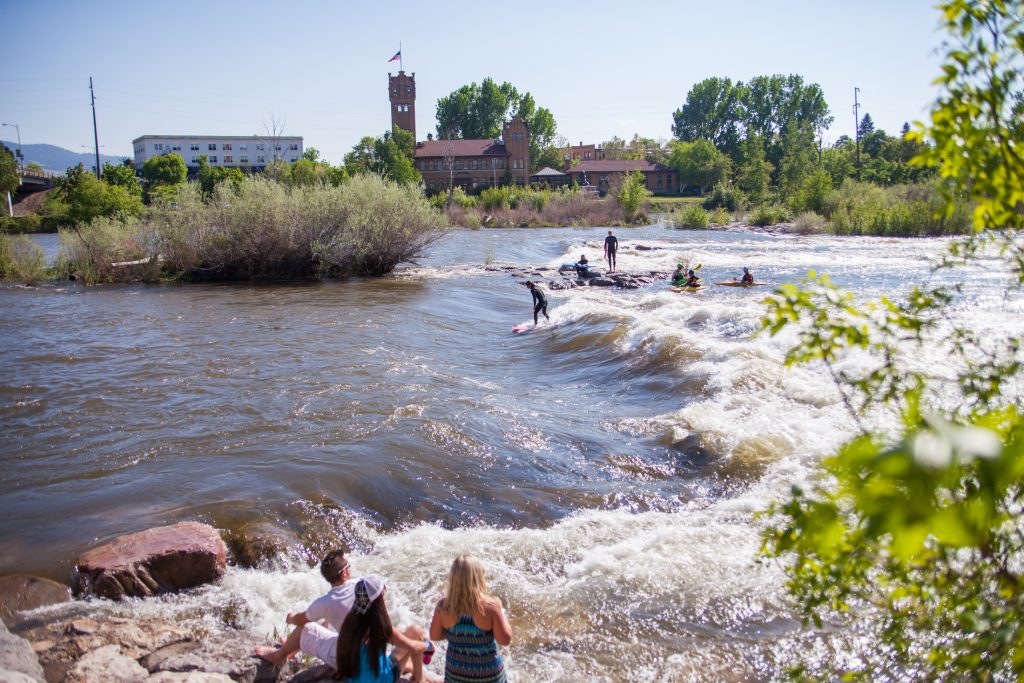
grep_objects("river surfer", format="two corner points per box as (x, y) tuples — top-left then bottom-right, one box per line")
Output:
(526, 281), (549, 325)
(604, 230), (618, 273)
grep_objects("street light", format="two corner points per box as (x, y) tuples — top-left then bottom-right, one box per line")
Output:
(2, 122), (22, 172)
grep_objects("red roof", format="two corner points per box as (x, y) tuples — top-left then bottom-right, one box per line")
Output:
(415, 139), (508, 158)
(566, 159), (671, 173)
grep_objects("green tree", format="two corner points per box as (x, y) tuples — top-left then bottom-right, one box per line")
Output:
(777, 121), (817, 200)
(760, 2), (1024, 680)
(196, 156), (244, 197)
(671, 76), (743, 156)
(141, 153), (187, 187)
(667, 139), (731, 194)
(616, 169), (651, 222)
(101, 162), (142, 198)
(0, 145), (19, 199)
(53, 164), (142, 223)
(344, 126), (420, 186)
(532, 146), (563, 172)
(736, 129), (773, 203)
(435, 78), (557, 169)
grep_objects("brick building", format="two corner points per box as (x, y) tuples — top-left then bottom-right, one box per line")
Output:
(564, 143), (604, 165)
(389, 71), (530, 193)
(562, 159), (678, 196)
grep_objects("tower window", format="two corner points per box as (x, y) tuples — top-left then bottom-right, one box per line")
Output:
(406, 87), (411, 94)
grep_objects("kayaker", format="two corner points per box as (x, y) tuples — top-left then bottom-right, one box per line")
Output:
(685, 270), (701, 287)
(671, 264), (687, 286)
(741, 267), (754, 284)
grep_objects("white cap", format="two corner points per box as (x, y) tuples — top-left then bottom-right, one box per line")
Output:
(353, 575), (386, 614)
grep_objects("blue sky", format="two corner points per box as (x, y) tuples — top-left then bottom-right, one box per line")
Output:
(1, 1), (944, 164)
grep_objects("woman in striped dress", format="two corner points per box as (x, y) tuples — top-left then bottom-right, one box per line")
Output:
(430, 556), (512, 683)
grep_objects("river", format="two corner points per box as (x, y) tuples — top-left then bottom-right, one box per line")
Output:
(1, 225), (1017, 680)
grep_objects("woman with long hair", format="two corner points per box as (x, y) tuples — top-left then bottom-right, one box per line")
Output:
(430, 556), (512, 683)
(298, 575), (432, 683)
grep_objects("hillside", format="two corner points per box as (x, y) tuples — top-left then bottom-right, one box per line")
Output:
(1, 141), (128, 173)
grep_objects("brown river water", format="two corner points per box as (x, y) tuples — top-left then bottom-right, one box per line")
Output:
(2, 226), (1017, 680)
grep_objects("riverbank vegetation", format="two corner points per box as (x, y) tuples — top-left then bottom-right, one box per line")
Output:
(6, 174), (446, 284)
(430, 172), (651, 229)
(760, 1), (1024, 679)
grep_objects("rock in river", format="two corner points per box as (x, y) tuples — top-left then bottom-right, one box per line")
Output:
(75, 522), (227, 600)
(0, 575), (72, 628)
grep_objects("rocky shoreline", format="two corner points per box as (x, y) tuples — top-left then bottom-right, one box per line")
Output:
(0, 523), (340, 683)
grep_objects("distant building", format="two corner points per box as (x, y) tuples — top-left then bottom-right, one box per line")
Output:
(564, 143), (604, 166)
(562, 159), (678, 196)
(389, 71), (530, 193)
(530, 166), (570, 188)
(131, 135), (304, 173)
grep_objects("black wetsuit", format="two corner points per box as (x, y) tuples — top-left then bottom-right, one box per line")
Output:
(575, 259), (589, 277)
(531, 287), (549, 323)
(604, 234), (618, 270)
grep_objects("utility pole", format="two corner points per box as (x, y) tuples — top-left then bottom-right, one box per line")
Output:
(853, 87), (861, 180)
(90, 77), (101, 179)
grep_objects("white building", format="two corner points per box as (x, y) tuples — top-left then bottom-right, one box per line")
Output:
(132, 135), (304, 172)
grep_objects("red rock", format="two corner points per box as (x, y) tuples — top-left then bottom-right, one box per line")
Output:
(75, 522), (227, 600)
(0, 575), (72, 628)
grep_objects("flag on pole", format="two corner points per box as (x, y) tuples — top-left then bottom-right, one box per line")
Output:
(387, 50), (401, 63)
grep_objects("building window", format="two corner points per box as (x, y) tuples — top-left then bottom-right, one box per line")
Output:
(256, 144), (265, 151)
(154, 143), (163, 150)
(171, 145), (181, 151)
(289, 143), (299, 151)
(239, 144), (247, 151)
(209, 155), (217, 163)
(657, 177), (663, 189)
(257, 155), (266, 163)
(393, 87), (397, 94)
(223, 143), (232, 151)
(208, 143), (216, 151)
(275, 145), (281, 151)
(290, 156), (298, 162)
(191, 144), (200, 151)
(191, 156), (198, 163)
(240, 156), (249, 163)
(406, 87), (411, 94)
(224, 155), (233, 163)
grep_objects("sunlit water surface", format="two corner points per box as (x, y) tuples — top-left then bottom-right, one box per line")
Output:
(2, 226), (1020, 681)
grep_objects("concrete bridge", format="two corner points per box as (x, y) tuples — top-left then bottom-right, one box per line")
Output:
(16, 167), (56, 192)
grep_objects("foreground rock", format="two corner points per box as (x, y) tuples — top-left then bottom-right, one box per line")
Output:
(0, 576), (72, 628)
(13, 612), (365, 682)
(76, 522), (227, 600)
(0, 618), (45, 682)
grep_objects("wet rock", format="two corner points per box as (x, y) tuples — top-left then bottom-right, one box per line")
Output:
(0, 619), (45, 682)
(587, 277), (616, 287)
(222, 523), (298, 569)
(149, 673), (237, 683)
(0, 575), (72, 628)
(75, 522), (227, 599)
(66, 643), (149, 682)
(287, 665), (337, 682)
(633, 244), (661, 251)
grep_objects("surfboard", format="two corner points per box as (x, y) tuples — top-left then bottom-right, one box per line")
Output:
(715, 281), (770, 287)
(512, 324), (533, 333)
(672, 286), (708, 293)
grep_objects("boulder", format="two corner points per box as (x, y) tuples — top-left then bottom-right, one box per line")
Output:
(149, 673), (236, 683)
(65, 643), (148, 683)
(586, 277), (617, 287)
(0, 575), (72, 628)
(145, 632), (286, 683)
(0, 619), (45, 682)
(76, 522), (227, 599)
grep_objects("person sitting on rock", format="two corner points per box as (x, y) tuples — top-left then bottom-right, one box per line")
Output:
(254, 549), (355, 667)
(574, 254), (590, 277)
(299, 575), (434, 683)
(671, 264), (686, 286)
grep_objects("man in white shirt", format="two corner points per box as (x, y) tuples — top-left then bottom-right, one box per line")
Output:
(255, 549), (353, 666)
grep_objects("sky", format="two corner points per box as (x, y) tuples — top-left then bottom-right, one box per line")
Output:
(1, 1), (945, 165)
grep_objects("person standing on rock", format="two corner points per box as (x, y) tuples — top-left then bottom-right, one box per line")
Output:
(604, 230), (618, 273)
(526, 282), (549, 325)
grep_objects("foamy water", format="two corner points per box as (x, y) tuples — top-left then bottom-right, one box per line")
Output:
(4, 226), (1020, 681)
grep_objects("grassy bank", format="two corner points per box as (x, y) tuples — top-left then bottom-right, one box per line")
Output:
(433, 185), (647, 228)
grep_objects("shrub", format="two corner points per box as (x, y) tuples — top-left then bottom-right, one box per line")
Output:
(680, 204), (710, 229)
(748, 204), (790, 227)
(15, 213), (43, 233)
(702, 182), (747, 211)
(0, 234), (47, 284)
(709, 208), (731, 225)
(824, 179), (971, 236)
(791, 211), (827, 235)
(617, 170), (651, 222)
